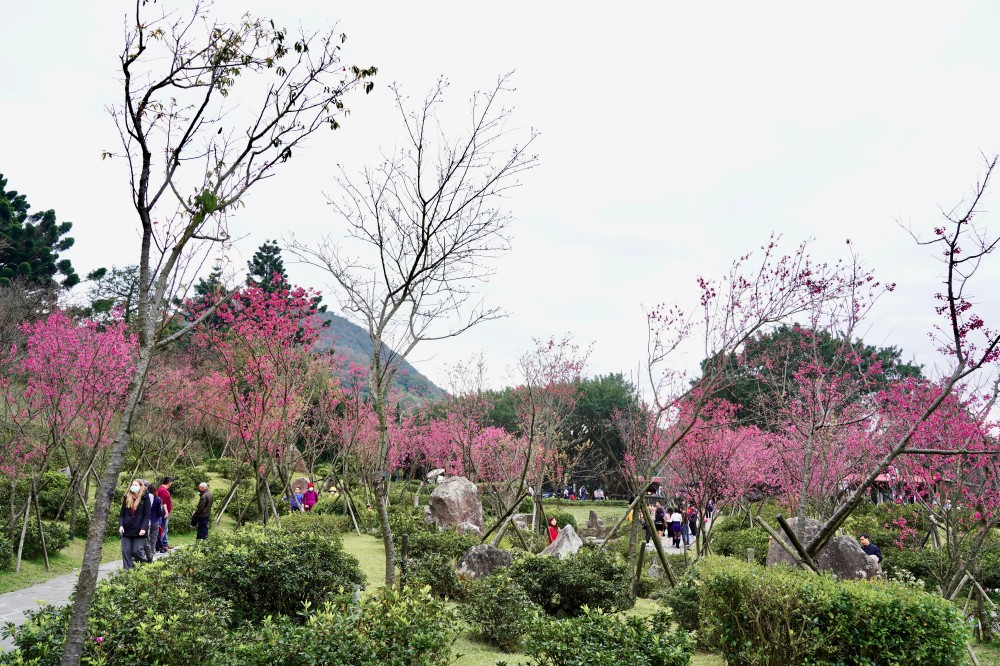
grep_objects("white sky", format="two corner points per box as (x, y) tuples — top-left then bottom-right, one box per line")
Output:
(3, 1), (1000, 391)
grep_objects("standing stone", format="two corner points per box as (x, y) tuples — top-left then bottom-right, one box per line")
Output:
(766, 516), (881, 580)
(458, 544), (513, 578)
(456, 522), (482, 537)
(588, 510), (601, 529)
(425, 476), (484, 531)
(540, 524), (583, 559)
(512, 513), (534, 532)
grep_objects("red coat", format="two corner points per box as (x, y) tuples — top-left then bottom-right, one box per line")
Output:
(547, 524), (559, 544)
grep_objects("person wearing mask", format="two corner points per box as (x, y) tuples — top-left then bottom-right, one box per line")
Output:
(119, 480), (150, 570)
(302, 483), (319, 511)
(156, 477), (174, 551)
(192, 482), (213, 540)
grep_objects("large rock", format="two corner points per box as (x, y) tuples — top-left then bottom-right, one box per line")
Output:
(766, 517), (881, 580)
(457, 521), (482, 537)
(458, 544), (512, 579)
(540, 524), (583, 559)
(426, 468), (446, 483)
(512, 513), (534, 531)
(425, 476), (484, 531)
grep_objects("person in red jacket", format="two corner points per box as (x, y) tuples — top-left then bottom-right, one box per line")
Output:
(547, 516), (559, 544)
(302, 484), (319, 511)
(155, 477), (174, 551)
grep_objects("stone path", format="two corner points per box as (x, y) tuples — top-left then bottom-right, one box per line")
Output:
(0, 550), (171, 650)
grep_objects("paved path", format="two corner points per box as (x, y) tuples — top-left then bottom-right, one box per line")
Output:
(0, 550), (171, 650)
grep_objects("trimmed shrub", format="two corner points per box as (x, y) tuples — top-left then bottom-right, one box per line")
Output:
(14, 520), (70, 560)
(408, 529), (478, 561)
(219, 586), (460, 666)
(167, 499), (199, 537)
(309, 492), (345, 516)
(408, 553), (466, 600)
(4, 550), (231, 665)
(191, 524), (365, 624)
(0, 531), (14, 571)
(711, 526), (768, 564)
(510, 547), (634, 616)
(662, 581), (700, 633)
(281, 512), (351, 537)
(698, 556), (969, 665)
(162, 467), (202, 501)
(519, 608), (693, 666)
(36, 472), (70, 520)
(462, 571), (537, 651)
(545, 510), (577, 530)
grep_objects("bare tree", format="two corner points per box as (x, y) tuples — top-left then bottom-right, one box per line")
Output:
(289, 74), (538, 584)
(60, 2), (375, 662)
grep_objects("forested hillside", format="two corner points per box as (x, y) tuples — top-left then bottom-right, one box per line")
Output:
(314, 311), (445, 402)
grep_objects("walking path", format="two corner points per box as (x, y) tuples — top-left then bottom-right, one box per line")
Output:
(0, 550), (171, 650)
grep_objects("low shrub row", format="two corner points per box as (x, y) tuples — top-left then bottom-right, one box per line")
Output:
(695, 557), (969, 666)
(2, 524), (371, 665)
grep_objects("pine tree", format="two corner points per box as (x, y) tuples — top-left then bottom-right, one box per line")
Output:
(0, 173), (79, 288)
(246, 240), (287, 292)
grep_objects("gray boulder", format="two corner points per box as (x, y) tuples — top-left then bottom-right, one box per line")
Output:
(458, 544), (512, 579)
(540, 524), (583, 559)
(425, 476), (484, 531)
(766, 517), (881, 580)
(426, 468), (446, 483)
(648, 563), (663, 579)
(457, 521), (482, 537)
(512, 513), (534, 531)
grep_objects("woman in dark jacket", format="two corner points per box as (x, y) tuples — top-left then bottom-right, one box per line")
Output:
(119, 480), (150, 570)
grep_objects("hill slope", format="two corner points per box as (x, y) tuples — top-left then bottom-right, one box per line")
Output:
(314, 312), (445, 403)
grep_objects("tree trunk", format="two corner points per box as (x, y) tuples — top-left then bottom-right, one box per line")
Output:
(375, 480), (396, 585)
(61, 339), (153, 666)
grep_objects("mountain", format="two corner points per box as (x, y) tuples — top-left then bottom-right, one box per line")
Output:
(314, 312), (445, 403)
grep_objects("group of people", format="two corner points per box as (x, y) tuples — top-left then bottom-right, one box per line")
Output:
(650, 501), (702, 549)
(118, 477), (214, 570)
(559, 486), (606, 501)
(287, 483), (320, 512)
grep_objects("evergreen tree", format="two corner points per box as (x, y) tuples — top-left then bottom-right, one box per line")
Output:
(246, 239), (287, 292)
(0, 173), (79, 288)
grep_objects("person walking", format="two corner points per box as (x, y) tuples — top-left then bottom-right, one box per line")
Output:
(119, 480), (150, 570)
(192, 481), (213, 540)
(156, 477), (173, 551)
(140, 480), (157, 562)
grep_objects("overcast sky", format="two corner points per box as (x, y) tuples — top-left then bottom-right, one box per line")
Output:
(4, 1), (1000, 391)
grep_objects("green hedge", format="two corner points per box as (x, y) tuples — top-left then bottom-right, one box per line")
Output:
(711, 526), (768, 564)
(516, 607), (693, 666)
(698, 557), (969, 666)
(188, 524), (365, 624)
(219, 586), (459, 666)
(510, 547), (634, 617)
(462, 571), (536, 651)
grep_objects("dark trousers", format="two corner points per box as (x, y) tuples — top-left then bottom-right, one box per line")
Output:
(121, 535), (146, 570)
(196, 516), (209, 539)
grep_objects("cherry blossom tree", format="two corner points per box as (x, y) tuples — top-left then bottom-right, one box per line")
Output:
(289, 75), (537, 584)
(189, 282), (320, 523)
(63, 2), (375, 659)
